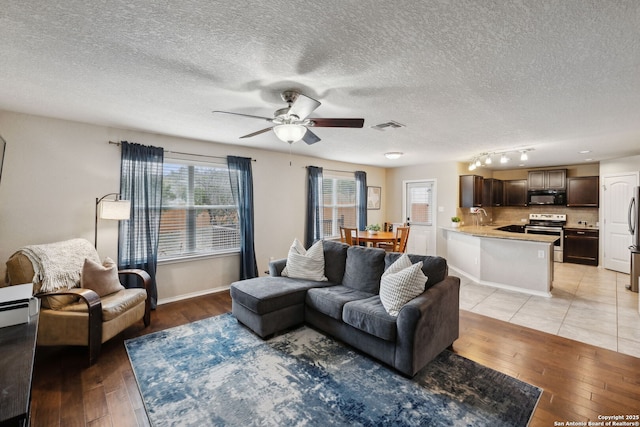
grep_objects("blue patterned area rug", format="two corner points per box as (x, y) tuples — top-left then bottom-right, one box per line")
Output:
(125, 313), (541, 427)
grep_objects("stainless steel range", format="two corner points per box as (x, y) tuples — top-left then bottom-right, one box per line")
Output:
(525, 213), (566, 262)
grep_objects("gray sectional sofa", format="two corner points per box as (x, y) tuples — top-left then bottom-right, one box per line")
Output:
(230, 240), (460, 377)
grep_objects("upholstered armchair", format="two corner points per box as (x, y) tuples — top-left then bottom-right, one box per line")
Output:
(5, 238), (151, 365)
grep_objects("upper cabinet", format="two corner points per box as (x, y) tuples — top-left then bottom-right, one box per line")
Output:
(527, 169), (567, 190)
(482, 178), (503, 207)
(459, 175), (483, 207)
(566, 176), (599, 207)
(503, 180), (528, 206)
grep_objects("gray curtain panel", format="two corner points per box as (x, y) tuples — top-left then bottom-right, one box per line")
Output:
(305, 166), (323, 248)
(355, 171), (367, 231)
(227, 156), (258, 280)
(118, 141), (164, 308)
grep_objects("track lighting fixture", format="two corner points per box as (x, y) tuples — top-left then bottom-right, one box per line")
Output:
(467, 148), (533, 169)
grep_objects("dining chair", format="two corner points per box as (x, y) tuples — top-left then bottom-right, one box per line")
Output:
(377, 226), (410, 252)
(339, 227), (359, 246)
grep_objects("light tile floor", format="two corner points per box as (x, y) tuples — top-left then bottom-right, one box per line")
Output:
(458, 262), (640, 358)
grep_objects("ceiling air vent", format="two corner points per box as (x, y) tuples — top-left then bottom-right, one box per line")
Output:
(370, 120), (405, 131)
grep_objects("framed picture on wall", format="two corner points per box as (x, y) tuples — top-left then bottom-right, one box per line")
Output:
(0, 135), (5, 185)
(367, 186), (381, 210)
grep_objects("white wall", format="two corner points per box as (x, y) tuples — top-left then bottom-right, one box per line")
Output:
(0, 110), (386, 303)
(600, 155), (640, 175)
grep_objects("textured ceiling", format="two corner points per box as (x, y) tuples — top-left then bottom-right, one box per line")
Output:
(1, 1), (639, 168)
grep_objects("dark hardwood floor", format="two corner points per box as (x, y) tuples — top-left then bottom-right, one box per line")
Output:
(29, 291), (640, 427)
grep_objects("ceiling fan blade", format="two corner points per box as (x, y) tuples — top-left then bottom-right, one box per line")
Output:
(288, 93), (321, 120)
(212, 111), (273, 122)
(309, 118), (365, 128)
(240, 127), (273, 139)
(302, 129), (321, 145)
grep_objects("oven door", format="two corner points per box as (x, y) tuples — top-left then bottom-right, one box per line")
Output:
(525, 226), (564, 262)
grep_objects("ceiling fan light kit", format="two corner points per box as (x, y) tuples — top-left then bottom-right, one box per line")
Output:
(213, 90), (364, 146)
(273, 124), (307, 143)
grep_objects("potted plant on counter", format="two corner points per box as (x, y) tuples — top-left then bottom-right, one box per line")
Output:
(451, 216), (461, 228)
(365, 224), (381, 234)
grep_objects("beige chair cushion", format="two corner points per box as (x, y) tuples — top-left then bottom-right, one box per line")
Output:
(60, 288), (147, 322)
(81, 257), (125, 297)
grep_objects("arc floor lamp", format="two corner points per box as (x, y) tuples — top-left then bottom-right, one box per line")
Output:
(94, 193), (131, 248)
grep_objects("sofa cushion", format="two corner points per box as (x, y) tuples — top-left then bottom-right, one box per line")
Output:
(306, 285), (374, 320)
(231, 277), (333, 315)
(379, 255), (427, 317)
(282, 239), (328, 281)
(342, 296), (397, 341)
(342, 245), (386, 293)
(384, 253), (447, 289)
(321, 240), (349, 284)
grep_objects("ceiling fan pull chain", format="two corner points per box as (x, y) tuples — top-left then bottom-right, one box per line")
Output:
(289, 141), (293, 166)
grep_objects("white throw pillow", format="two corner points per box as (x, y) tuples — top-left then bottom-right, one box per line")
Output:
(281, 239), (328, 281)
(380, 254), (428, 317)
(383, 253), (413, 276)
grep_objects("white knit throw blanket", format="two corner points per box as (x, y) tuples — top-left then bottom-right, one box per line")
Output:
(18, 238), (101, 293)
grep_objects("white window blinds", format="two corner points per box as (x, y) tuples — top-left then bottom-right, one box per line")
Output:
(322, 172), (357, 238)
(158, 159), (239, 260)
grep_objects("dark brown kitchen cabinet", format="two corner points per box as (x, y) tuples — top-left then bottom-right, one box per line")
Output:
(503, 179), (527, 206)
(460, 175), (483, 207)
(567, 176), (599, 207)
(564, 228), (599, 266)
(482, 178), (503, 207)
(528, 169), (567, 190)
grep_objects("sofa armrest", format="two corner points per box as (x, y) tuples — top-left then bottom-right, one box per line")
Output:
(118, 269), (152, 327)
(37, 288), (102, 365)
(268, 258), (287, 277)
(394, 275), (460, 376)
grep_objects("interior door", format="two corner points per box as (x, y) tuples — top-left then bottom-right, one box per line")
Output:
(603, 172), (639, 273)
(403, 180), (437, 255)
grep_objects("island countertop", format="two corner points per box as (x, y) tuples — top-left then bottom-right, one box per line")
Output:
(441, 225), (559, 244)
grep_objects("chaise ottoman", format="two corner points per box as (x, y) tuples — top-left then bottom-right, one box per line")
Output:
(230, 277), (332, 338)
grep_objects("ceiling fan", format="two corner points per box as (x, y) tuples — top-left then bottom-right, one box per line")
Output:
(212, 90), (364, 145)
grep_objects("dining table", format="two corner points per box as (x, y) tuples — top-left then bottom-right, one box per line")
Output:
(356, 230), (397, 247)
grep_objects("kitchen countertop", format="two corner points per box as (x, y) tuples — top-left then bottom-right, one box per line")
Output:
(564, 224), (599, 230)
(442, 225), (559, 243)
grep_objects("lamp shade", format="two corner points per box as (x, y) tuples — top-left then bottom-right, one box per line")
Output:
(273, 124), (307, 143)
(98, 199), (131, 220)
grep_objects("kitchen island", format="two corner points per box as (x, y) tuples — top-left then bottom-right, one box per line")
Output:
(441, 225), (558, 297)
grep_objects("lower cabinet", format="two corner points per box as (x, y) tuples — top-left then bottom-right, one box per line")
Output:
(563, 228), (599, 266)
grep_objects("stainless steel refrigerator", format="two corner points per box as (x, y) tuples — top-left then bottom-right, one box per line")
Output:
(628, 186), (640, 292)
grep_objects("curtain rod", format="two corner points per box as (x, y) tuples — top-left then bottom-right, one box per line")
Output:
(108, 141), (256, 162)
(304, 166), (357, 174)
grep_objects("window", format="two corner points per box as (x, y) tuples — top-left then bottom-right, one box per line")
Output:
(406, 181), (433, 225)
(159, 159), (239, 260)
(322, 172), (358, 238)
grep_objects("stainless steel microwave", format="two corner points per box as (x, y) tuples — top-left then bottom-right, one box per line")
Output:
(527, 190), (566, 205)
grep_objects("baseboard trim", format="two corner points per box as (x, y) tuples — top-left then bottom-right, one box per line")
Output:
(157, 286), (230, 306)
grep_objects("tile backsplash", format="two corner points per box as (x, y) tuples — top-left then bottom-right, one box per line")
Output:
(456, 206), (599, 228)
